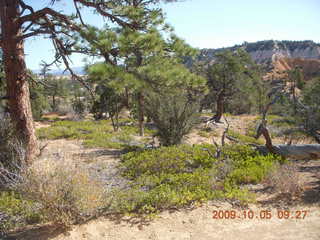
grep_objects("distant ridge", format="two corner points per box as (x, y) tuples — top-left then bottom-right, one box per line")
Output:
(198, 40), (320, 64)
(32, 66), (85, 76)
(32, 41), (320, 76)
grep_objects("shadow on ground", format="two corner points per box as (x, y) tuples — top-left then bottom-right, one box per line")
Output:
(2, 224), (66, 240)
(3, 213), (155, 240)
(299, 162), (320, 204)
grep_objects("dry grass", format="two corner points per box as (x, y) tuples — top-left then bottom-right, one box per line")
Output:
(263, 163), (303, 200)
(17, 157), (107, 226)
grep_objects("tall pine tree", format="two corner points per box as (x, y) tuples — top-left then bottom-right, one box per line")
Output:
(0, 0), (179, 163)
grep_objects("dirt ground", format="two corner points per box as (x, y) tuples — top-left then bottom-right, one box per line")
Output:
(53, 204), (320, 240)
(5, 117), (320, 240)
(8, 200), (320, 240)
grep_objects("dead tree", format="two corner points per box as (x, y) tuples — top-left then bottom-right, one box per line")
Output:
(255, 87), (320, 160)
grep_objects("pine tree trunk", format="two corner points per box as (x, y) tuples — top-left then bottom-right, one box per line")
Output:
(214, 90), (224, 122)
(138, 92), (145, 136)
(124, 87), (130, 108)
(0, 0), (39, 164)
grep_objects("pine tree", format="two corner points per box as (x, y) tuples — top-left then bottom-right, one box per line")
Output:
(82, 3), (198, 136)
(0, 0), (178, 163)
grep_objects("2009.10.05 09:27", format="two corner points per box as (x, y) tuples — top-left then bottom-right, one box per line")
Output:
(212, 210), (309, 220)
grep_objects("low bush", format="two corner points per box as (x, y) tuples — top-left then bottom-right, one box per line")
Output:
(221, 144), (284, 184)
(120, 144), (217, 179)
(1, 155), (107, 232)
(112, 170), (218, 214)
(117, 144), (281, 214)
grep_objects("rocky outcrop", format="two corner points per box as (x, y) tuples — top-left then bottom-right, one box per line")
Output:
(197, 40), (320, 81)
(199, 40), (320, 64)
(273, 58), (320, 80)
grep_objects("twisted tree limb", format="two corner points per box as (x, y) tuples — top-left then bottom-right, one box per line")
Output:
(254, 84), (320, 160)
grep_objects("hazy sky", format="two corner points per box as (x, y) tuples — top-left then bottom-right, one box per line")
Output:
(24, 0), (320, 70)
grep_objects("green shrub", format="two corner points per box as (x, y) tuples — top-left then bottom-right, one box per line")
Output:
(117, 145), (218, 213)
(198, 127), (219, 138)
(221, 144), (284, 184)
(227, 154), (277, 184)
(116, 144), (281, 214)
(145, 90), (201, 146)
(36, 120), (154, 149)
(113, 170), (217, 214)
(120, 144), (217, 179)
(71, 99), (87, 119)
(0, 191), (41, 232)
(228, 129), (264, 145)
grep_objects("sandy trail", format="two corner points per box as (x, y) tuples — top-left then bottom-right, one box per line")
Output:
(50, 203), (319, 240)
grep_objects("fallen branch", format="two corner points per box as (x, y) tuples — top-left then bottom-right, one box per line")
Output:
(257, 144), (320, 160)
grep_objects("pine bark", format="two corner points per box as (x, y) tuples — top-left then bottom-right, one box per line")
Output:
(138, 91), (145, 136)
(0, 0), (39, 164)
(213, 90), (224, 122)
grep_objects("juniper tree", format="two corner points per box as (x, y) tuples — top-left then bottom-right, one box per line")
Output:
(28, 72), (50, 120)
(205, 49), (257, 122)
(143, 61), (207, 146)
(43, 75), (68, 112)
(287, 66), (304, 114)
(298, 77), (320, 142)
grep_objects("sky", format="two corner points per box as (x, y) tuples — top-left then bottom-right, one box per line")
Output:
(23, 0), (320, 70)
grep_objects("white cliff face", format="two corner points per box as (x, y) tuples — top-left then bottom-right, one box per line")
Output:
(290, 46), (320, 59)
(199, 41), (320, 65)
(249, 45), (320, 63)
